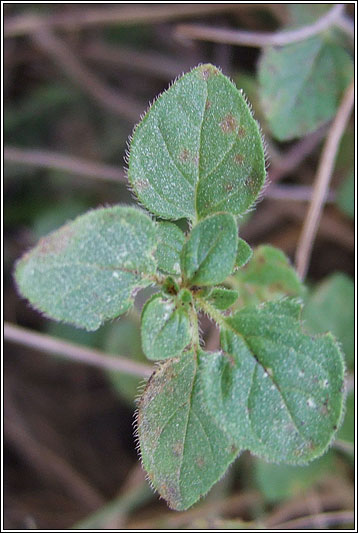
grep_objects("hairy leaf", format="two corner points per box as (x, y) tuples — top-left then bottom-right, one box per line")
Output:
(200, 300), (345, 464)
(233, 245), (305, 307)
(15, 206), (157, 331)
(128, 63), (266, 220)
(258, 37), (353, 140)
(181, 213), (238, 286)
(204, 287), (239, 310)
(303, 273), (354, 368)
(137, 351), (238, 510)
(155, 221), (185, 275)
(141, 294), (191, 360)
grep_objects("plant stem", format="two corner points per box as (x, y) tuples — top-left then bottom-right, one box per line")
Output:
(188, 305), (200, 351)
(195, 297), (227, 329)
(175, 5), (344, 48)
(295, 79), (354, 280)
(4, 322), (153, 378)
(4, 146), (126, 183)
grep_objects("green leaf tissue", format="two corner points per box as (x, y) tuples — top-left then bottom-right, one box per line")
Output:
(15, 64), (346, 511)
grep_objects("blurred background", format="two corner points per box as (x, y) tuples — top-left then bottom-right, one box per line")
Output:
(4, 3), (354, 530)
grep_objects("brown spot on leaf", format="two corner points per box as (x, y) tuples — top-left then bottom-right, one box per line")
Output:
(234, 154), (244, 165)
(160, 482), (180, 509)
(205, 99), (211, 110)
(180, 149), (190, 162)
(173, 441), (184, 457)
(225, 183), (234, 192)
(220, 113), (237, 133)
(238, 126), (246, 138)
(196, 456), (205, 468)
(199, 64), (219, 80)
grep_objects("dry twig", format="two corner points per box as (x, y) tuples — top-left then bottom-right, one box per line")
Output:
(4, 322), (153, 378)
(175, 5), (344, 47)
(32, 30), (143, 122)
(295, 79), (354, 279)
(4, 4), (248, 37)
(4, 146), (126, 183)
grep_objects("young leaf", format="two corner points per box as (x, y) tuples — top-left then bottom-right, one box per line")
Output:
(200, 299), (345, 464)
(233, 245), (305, 307)
(137, 351), (239, 510)
(235, 237), (252, 269)
(258, 37), (353, 140)
(128, 63), (266, 221)
(155, 221), (185, 275)
(141, 294), (191, 360)
(204, 287), (239, 310)
(15, 206), (157, 331)
(181, 213), (238, 286)
(303, 273), (354, 369)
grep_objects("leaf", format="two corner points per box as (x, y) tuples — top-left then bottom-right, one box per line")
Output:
(233, 245), (305, 307)
(204, 287), (239, 310)
(181, 213), (238, 286)
(155, 221), (185, 275)
(128, 63), (266, 221)
(15, 206), (157, 331)
(235, 237), (252, 269)
(303, 273), (354, 369)
(104, 319), (147, 404)
(141, 294), (191, 361)
(137, 350), (238, 510)
(337, 171), (354, 219)
(254, 452), (333, 503)
(258, 37), (353, 140)
(200, 299), (345, 464)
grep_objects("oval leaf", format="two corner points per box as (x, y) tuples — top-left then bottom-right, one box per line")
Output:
(258, 37), (353, 140)
(204, 287), (239, 310)
(15, 206), (157, 331)
(181, 213), (238, 286)
(137, 351), (239, 510)
(128, 63), (266, 221)
(141, 295), (191, 360)
(200, 300), (345, 464)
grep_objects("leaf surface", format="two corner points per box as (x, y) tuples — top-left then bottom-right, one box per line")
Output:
(128, 64), (266, 220)
(258, 37), (353, 140)
(200, 300), (345, 464)
(233, 245), (305, 307)
(141, 295), (191, 360)
(303, 273), (354, 368)
(137, 350), (238, 510)
(15, 206), (157, 330)
(155, 221), (185, 275)
(181, 213), (238, 286)
(204, 287), (239, 310)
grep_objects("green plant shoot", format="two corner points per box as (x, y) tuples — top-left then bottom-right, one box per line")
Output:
(14, 64), (346, 511)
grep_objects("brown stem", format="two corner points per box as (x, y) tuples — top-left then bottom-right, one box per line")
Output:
(4, 4), (252, 37)
(31, 30), (143, 122)
(295, 80), (354, 279)
(4, 146), (126, 183)
(175, 5), (344, 47)
(4, 322), (153, 378)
